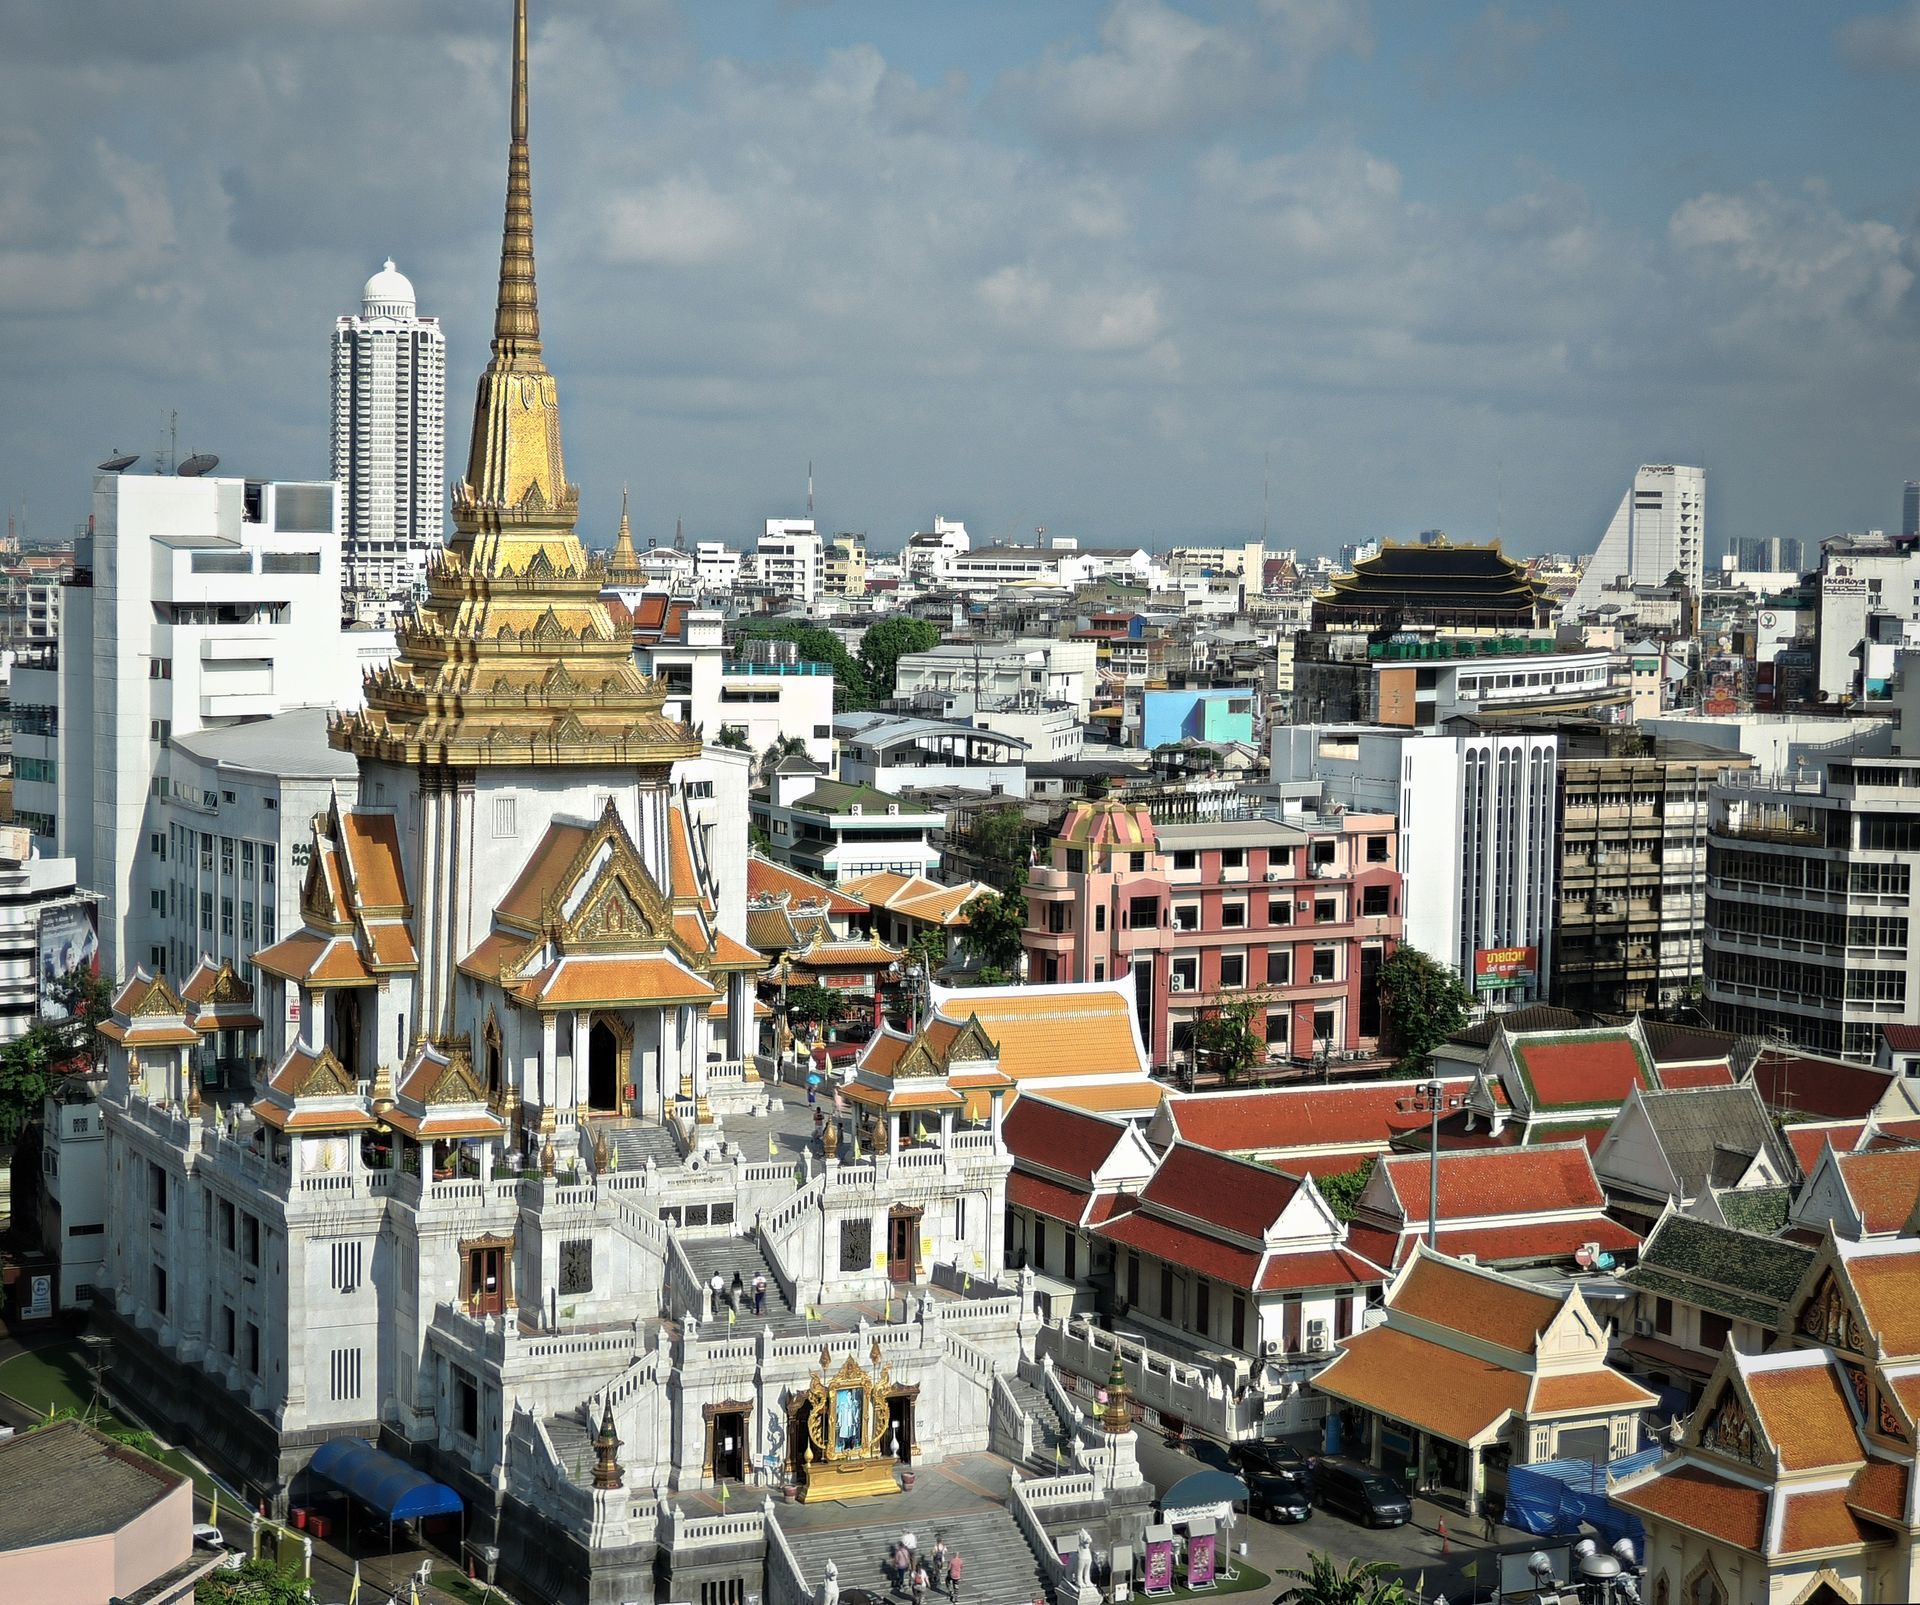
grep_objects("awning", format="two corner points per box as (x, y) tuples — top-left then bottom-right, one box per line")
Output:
(308, 1438), (463, 1521)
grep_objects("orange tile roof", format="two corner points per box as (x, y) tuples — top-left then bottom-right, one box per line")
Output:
(708, 929), (762, 968)
(1890, 1373), (1920, 1422)
(1166, 1077), (1487, 1156)
(951, 988), (1145, 1081)
(513, 955), (717, 1009)
(1529, 1371), (1657, 1414)
(1785, 1122), (1865, 1176)
(99, 1016), (201, 1047)
(787, 939), (902, 970)
(840, 869), (912, 905)
(844, 1081), (964, 1112)
(1657, 1062), (1736, 1090)
(1846, 1251), (1920, 1358)
(496, 821), (593, 923)
(1508, 1031), (1652, 1110)
(1837, 1148), (1920, 1234)
(1849, 1459), (1910, 1526)
(1315, 1326), (1527, 1444)
(383, 1108), (506, 1141)
(1142, 1145), (1301, 1239)
(1391, 1255), (1562, 1351)
(1008, 1169), (1093, 1225)
(1778, 1487), (1871, 1554)
(666, 806), (701, 904)
(1389, 1216), (1640, 1269)
(1613, 1464), (1767, 1551)
(340, 812), (408, 907)
(1044, 1080), (1165, 1114)
(459, 928), (531, 980)
(364, 921), (417, 968)
(1258, 1248), (1388, 1292)
(251, 1101), (376, 1133)
(747, 855), (866, 916)
(1383, 1142), (1606, 1220)
(252, 932), (374, 987)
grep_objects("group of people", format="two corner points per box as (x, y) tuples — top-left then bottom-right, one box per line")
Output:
(708, 1268), (771, 1319)
(888, 1534), (961, 1602)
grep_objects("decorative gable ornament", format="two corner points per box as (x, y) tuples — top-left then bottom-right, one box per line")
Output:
(296, 1048), (357, 1100)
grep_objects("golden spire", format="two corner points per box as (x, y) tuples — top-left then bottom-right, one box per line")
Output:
(494, 0), (540, 356)
(609, 484), (641, 579)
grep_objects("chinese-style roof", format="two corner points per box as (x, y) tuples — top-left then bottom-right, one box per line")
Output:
(1314, 1325), (1529, 1445)
(1390, 1253), (1561, 1351)
(495, 820), (595, 923)
(1045, 1080), (1166, 1115)
(251, 931), (375, 988)
(1139, 1144), (1302, 1240)
(1055, 798), (1157, 851)
(1506, 1028), (1653, 1112)
(841, 869), (986, 927)
(1624, 1213), (1814, 1328)
(1778, 1487), (1874, 1554)
(1313, 539), (1552, 630)
(1711, 1185), (1794, 1236)
(1655, 1062), (1737, 1090)
(1392, 1217), (1639, 1268)
(1834, 1147), (1920, 1235)
(781, 936), (903, 972)
(1448, 1004), (1586, 1050)
(1847, 1459), (1910, 1527)
(339, 812), (408, 909)
(98, 968), (201, 1047)
(1630, 1084), (1784, 1196)
(1612, 1463), (1767, 1552)
(1639, 1017), (1741, 1069)
(251, 1044), (374, 1133)
(929, 979), (1149, 1085)
(1743, 1357), (1860, 1473)
(1784, 1120), (1868, 1177)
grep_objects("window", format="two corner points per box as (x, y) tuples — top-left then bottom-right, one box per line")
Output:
(150, 719), (171, 748)
(1064, 1232), (1077, 1282)
(199, 835), (213, 871)
(242, 903), (254, 944)
(330, 1347), (363, 1402)
(150, 1163), (168, 1216)
(262, 903), (276, 945)
(1314, 898), (1337, 923)
(331, 1241), (362, 1293)
(1220, 848), (1245, 871)
(1127, 1252), (1140, 1307)
(1094, 905), (1107, 933)
(246, 1322), (260, 1376)
(1221, 902), (1246, 929)
(200, 892), (213, 933)
(1127, 895), (1158, 929)
(1220, 953), (1246, 989)
(153, 1266), (168, 1316)
(1265, 1012), (1288, 1048)
(242, 841), (255, 880)
(1171, 956), (1199, 991)
(223, 1307), (236, 1356)
(262, 845), (275, 887)
(150, 657), (172, 679)
(1195, 1279), (1211, 1335)
(244, 1214), (260, 1267)
(457, 1371), (479, 1439)
(1171, 849), (1197, 871)
(1366, 836), (1389, 862)
(16, 756), (56, 784)
(1159, 1266), (1174, 1322)
(1172, 904), (1199, 932)
(261, 551), (323, 574)
(1697, 1311), (1731, 1354)
(221, 896), (234, 937)
(1361, 885), (1391, 917)
(221, 837), (234, 876)
(220, 1199), (235, 1250)
(1268, 898), (1292, 925)
(1313, 1007), (1335, 1045)
(1266, 950), (1292, 986)
(493, 796), (518, 839)
(1653, 1296), (1673, 1336)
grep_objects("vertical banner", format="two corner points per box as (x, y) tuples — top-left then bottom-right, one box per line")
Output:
(1187, 1531), (1216, 1589)
(1143, 1531), (1175, 1595)
(36, 900), (99, 1021)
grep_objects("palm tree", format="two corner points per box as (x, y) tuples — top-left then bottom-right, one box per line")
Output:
(1273, 1555), (1410, 1605)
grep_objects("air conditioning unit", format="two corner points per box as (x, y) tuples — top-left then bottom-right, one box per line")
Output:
(1262, 1339), (1281, 1357)
(1297, 899), (1311, 912)
(1633, 1317), (1654, 1338)
(1265, 869), (1284, 882)
(1305, 1319), (1329, 1351)
(1170, 976), (1188, 992)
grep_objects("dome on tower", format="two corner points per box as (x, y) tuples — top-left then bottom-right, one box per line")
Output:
(361, 258), (416, 317)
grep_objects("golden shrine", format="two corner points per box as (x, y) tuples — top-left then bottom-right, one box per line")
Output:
(796, 1348), (902, 1502)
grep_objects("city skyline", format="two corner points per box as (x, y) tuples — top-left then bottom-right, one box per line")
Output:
(7, 2), (1920, 557)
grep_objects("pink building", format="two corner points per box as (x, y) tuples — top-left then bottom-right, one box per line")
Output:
(1023, 797), (1402, 1074)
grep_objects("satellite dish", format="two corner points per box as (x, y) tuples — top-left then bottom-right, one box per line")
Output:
(97, 452), (140, 473)
(176, 453), (219, 478)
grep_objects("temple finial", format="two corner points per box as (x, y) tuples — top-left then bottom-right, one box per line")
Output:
(493, 0), (541, 355)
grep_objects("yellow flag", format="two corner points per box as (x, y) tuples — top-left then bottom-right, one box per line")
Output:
(1054, 1443), (1063, 1467)
(768, 1132), (778, 1157)
(718, 1479), (730, 1504)
(727, 1305), (737, 1327)
(411, 1585), (422, 1605)
(348, 1563), (361, 1605)
(209, 1489), (219, 1527)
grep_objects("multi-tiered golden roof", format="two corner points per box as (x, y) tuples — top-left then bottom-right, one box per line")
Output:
(332, 0), (695, 769)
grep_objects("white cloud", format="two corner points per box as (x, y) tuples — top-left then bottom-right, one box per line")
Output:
(1838, 3), (1920, 73)
(602, 177), (751, 267)
(976, 264), (1164, 353)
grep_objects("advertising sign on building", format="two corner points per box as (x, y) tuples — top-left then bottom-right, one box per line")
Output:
(36, 900), (99, 1022)
(1473, 946), (1537, 992)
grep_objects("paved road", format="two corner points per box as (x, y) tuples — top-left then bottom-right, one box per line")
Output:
(1133, 1430), (1523, 1604)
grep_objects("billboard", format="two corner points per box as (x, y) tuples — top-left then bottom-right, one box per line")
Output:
(1473, 945), (1537, 992)
(37, 900), (100, 1022)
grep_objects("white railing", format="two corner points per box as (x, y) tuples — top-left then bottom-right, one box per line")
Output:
(946, 1332), (1000, 1392)
(766, 1174), (823, 1239)
(992, 1371), (1035, 1464)
(296, 1172), (355, 1193)
(765, 1513), (812, 1605)
(939, 1296), (1021, 1332)
(669, 1506), (767, 1549)
(1041, 1361), (1089, 1451)
(1020, 1469), (1101, 1506)
(666, 1232), (707, 1323)
(741, 1158), (797, 1186)
(1007, 1475), (1071, 1597)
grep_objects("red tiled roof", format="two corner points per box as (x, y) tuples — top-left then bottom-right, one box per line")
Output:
(1837, 1149), (1920, 1235)
(1165, 1077), (1486, 1157)
(1613, 1464), (1766, 1551)
(1509, 1032), (1652, 1110)
(747, 854), (867, 916)
(1530, 1372), (1656, 1413)
(1008, 1169), (1092, 1226)
(1751, 1051), (1896, 1121)
(1849, 1460), (1910, 1526)
(1141, 1145), (1301, 1239)
(1657, 1062), (1736, 1090)
(1381, 1142), (1607, 1221)
(1003, 1098), (1133, 1184)
(1392, 1216), (1639, 1268)
(1098, 1210), (1262, 1289)
(1778, 1487), (1872, 1554)
(1257, 1248), (1388, 1292)
(1785, 1121), (1867, 1176)
(1882, 1025), (1920, 1052)
(1390, 1254), (1562, 1349)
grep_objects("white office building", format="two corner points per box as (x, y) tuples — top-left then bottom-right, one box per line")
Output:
(691, 542), (740, 596)
(755, 519), (823, 604)
(893, 637), (1099, 720)
(902, 516), (971, 586)
(1568, 464), (1706, 614)
(11, 472), (379, 977)
(332, 260), (445, 626)
(1278, 724), (1560, 1001)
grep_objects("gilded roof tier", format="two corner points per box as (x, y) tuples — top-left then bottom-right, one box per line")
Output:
(331, 0), (697, 771)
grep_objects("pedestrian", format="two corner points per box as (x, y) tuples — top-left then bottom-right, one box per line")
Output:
(911, 1563), (928, 1605)
(730, 1269), (745, 1311)
(892, 1541), (911, 1594)
(753, 1272), (768, 1316)
(709, 1271), (726, 1320)
(930, 1537), (948, 1591)
(946, 1551), (962, 1602)
(1482, 1497), (1501, 1541)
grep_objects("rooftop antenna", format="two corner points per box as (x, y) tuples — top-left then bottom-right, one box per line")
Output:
(807, 462), (814, 521)
(674, 516), (685, 552)
(1263, 450), (1270, 545)
(1497, 455), (1504, 545)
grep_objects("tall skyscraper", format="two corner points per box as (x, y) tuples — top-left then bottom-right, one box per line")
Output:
(1904, 480), (1919, 539)
(331, 260), (445, 626)
(1568, 463), (1705, 614)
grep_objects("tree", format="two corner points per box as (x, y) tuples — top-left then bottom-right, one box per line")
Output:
(735, 622), (872, 709)
(716, 724), (750, 751)
(904, 927), (948, 976)
(1378, 943), (1472, 1066)
(759, 734), (812, 781)
(967, 804), (1035, 890)
(1192, 1000), (1262, 1085)
(857, 617), (939, 701)
(785, 983), (846, 1031)
(1314, 1157), (1375, 1223)
(749, 822), (773, 856)
(959, 884), (1027, 974)
(195, 1558), (313, 1603)
(1273, 1555), (1409, 1605)
(0, 962), (103, 1144)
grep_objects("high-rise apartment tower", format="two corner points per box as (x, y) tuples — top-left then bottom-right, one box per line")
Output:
(331, 260), (445, 626)
(1568, 464), (1705, 614)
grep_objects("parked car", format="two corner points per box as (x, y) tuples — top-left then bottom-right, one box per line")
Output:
(1244, 1469), (1312, 1524)
(1229, 1440), (1316, 1492)
(190, 1524), (226, 1551)
(1311, 1458), (1413, 1528)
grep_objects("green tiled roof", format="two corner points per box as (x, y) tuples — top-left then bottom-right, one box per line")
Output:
(795, 780), (922, 816)
(1713, 1186), (1793, 1236)
(1621, 1213), (1813, 1328)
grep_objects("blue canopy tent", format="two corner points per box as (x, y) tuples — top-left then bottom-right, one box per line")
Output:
(1502, 1447), (1657, 1552)
(308, 1438), (464, 1555)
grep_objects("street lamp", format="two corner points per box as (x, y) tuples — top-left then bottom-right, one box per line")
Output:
(1395, 1080), (1463, 1246)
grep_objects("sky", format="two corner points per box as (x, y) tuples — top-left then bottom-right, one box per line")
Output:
(8, 2), (1920, 561)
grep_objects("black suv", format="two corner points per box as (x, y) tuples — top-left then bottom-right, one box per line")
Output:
(1228, 1441), (1316, 1494)
(1310, 1458), (1413, 1528)
(1243, 1468), (1312, 1523)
